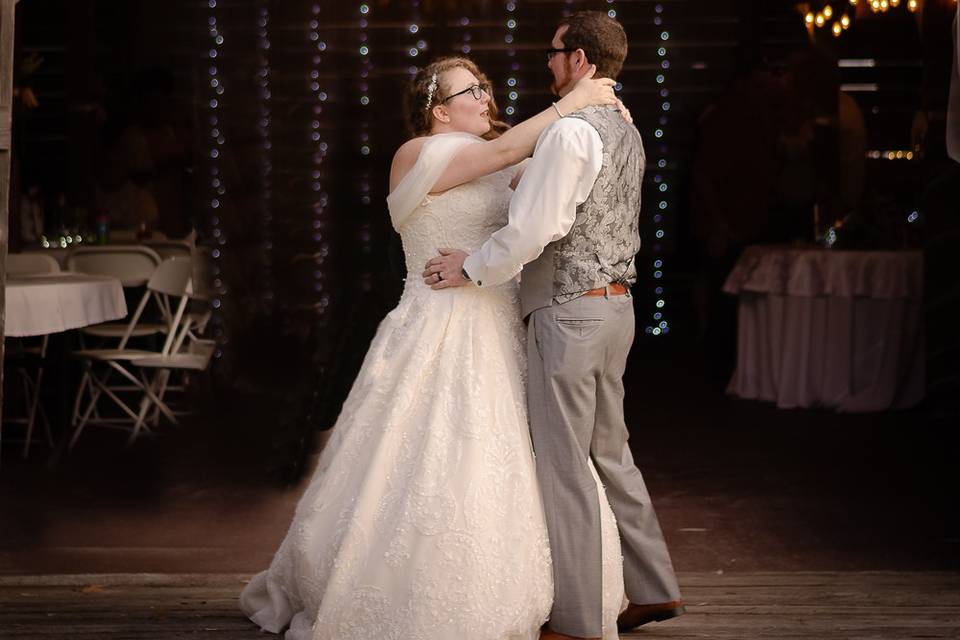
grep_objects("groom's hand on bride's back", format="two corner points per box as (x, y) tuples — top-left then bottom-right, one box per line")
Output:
(422, 248), (469, 289)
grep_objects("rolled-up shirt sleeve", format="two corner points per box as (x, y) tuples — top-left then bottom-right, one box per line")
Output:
(462, 118), (602, 287)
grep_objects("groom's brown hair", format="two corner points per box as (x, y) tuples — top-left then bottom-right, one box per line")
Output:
(557, 11), (628, 80)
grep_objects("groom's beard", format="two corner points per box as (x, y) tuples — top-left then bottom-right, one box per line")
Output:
(551, 60), (575, 97)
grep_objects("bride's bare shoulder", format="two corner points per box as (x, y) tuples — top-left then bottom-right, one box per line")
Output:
(390, 137), (430, 190)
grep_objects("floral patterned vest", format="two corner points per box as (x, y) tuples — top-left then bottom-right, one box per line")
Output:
(519, 105), (644, 318)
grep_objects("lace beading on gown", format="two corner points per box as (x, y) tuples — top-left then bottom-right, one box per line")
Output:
(240, 133), (625, 640)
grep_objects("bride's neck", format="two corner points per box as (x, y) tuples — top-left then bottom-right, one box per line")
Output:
(430, 122), (458, 136)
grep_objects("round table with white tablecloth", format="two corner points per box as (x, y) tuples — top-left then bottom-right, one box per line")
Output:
(723, 245), (924, 412)
(4, 273), (127, 337)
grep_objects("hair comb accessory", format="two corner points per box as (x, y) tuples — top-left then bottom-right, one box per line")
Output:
(424, 72), (438, 111)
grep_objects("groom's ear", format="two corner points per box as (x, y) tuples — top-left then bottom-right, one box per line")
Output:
(571, 49), (590, 75)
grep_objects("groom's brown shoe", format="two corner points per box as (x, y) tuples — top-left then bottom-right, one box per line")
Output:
(617, 600), (686, 631)
(539, 630), (599, 640)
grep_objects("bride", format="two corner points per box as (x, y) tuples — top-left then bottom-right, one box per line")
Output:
(240, 56), (626, 640)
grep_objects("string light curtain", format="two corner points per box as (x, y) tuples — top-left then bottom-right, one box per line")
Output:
(310, 3), (331, 313)
(643, 3), (672, 337)
(195, 0), (806, 394)
(256, 1), (274, 316)
(505, 2), (519, 122)
(204, 0), (228, 360)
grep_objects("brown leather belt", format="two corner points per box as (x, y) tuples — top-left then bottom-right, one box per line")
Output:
(582, 283), (629, 297)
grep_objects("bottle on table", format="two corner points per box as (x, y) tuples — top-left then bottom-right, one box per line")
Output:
(95, 210), (111, 245)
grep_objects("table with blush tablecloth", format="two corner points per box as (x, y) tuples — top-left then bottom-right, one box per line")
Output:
(5, 273), (127, 337)
(723, 245), (924, 412)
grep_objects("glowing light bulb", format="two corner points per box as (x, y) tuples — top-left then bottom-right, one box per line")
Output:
(832, 21), (842, 36)
(841, 14), (851, 27)
(805, 12), (815, 24)
(815, 12), (826, 25)
(823, 5), (833, 18)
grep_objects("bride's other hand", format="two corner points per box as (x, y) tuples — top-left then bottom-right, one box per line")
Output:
(615, 97), (633, 125)
(557, 64), (617, 113)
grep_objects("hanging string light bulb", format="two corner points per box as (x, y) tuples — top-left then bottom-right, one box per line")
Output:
(803, 0), (920, 36)
(310, 3), (330, 311)
(460, 15), (471, 54)
(357, 2), (374, 293)
(646, 3), (671, 338)
(407, 0), (427, 64)
(256, 1), (274, 312)
(504, 1), (518, 121)
(406, 0), (423, 73)
(205, 0), (227, 359)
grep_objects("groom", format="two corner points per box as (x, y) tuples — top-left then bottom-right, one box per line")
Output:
(423, 11), (683, 640)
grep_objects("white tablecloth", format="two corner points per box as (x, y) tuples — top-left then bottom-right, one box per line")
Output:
(723, 246), (924, 412)
(5, 273), (127, 337)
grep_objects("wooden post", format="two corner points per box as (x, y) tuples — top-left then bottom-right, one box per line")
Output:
(0, 0), (16, 424)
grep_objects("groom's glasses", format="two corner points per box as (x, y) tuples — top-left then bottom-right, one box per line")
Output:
(441, 83), (491, 103)
(546, 47), (577, 61)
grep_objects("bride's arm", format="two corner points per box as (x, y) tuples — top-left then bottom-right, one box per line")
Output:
(389, 67), (615, 194)
(431, 68), (614, 193)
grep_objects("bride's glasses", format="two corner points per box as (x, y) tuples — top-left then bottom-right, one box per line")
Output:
(441, 83), (491, 103)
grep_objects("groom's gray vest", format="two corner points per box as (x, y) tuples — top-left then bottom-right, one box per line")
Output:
(519, 105), (644, 318)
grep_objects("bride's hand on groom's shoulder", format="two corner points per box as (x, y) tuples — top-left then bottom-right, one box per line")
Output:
(422, 248), (469, 289)
(564, 64), (618, 112)
(615, 98), (633, 125)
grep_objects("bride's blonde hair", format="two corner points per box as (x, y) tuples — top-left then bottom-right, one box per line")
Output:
(405, 57), (509, 140)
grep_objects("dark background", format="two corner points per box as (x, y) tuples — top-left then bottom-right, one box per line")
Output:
(7, 0), (959, 472)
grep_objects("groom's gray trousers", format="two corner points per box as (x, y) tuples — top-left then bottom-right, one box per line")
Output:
(527, 292), (681, 638)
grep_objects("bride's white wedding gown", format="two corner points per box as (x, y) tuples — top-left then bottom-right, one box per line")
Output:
(240, 132), (625, 640)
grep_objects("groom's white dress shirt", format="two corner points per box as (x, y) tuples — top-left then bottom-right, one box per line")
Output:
(462, 118), (603, 288)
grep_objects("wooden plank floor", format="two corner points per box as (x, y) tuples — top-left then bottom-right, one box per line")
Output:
(1, 572), (959, 639)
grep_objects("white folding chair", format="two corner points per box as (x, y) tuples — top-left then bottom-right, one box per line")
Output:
(66, 245), (169, 344)
(65, 245), (171, 426)
(142, 240), (192, 262)
(6, 252), (61, 276)
(2, 253), (60, 462)
(65, 245), (161, 286)
(126, 332), (216, 444)
(69, 258), (195, 449)
(137, 245), (213, 414)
